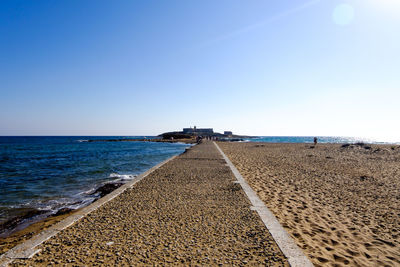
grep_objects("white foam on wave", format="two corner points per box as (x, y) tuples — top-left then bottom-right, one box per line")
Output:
(62, 197), (97, 210)
(109, 173), (137, 181)
(76, 139), (89, 142)
(33, 198), (85, 212)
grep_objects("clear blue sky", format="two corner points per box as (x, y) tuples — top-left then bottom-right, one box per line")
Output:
(1, 0), (399, 141)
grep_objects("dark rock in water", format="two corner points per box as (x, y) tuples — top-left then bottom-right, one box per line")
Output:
(53, 208), (74, 216)
(0, 208), (48, 235)
(92, 183), (124, 198)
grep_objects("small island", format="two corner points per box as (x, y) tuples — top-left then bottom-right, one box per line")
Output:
(87, 126), (256, 143)
(160, 126), (255, 141)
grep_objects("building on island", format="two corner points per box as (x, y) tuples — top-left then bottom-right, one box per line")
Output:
(183, 126), (214, 134)
(181, 127), (233, 136)
(161, 126), (244, 140)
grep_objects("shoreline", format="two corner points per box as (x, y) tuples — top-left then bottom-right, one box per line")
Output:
(0, 181), (128, 255)
(0, 208), (78, 255)
(0, 153), (180, 264)
(0, 180), (128, 240)
(0, 141), (193, 250)
(0, 149), (187, 256)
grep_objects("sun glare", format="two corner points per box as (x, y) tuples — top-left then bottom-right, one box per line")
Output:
(367, 0), (400, 15)
(381, 0), (400, 6)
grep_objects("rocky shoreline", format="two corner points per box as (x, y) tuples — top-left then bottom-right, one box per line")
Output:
(0, 179), (128, 254)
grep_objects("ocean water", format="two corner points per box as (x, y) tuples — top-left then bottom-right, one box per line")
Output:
(0, 136), (190, 233)
(246, 136), (393, 144)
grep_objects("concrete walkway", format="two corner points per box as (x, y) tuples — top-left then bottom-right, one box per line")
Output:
(5, 141), (289, 266)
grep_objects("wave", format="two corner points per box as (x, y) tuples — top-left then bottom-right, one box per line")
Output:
(109, 173), (137, 181)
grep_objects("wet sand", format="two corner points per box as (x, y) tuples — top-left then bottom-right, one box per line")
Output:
(218, 142), (400, 266)
(0, 210), (77, 255)
(9, 141), (288, 266)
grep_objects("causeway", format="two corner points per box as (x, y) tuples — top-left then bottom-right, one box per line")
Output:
(5, 141), (289, 266)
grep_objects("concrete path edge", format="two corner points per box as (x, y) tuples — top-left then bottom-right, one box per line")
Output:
(0, 153), (181, 267)
(214, 142), (314, 267)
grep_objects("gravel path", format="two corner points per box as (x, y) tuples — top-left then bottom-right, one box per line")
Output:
(12, 141), (288, 266)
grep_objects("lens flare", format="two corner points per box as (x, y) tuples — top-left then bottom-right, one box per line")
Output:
(332, 4), (355, 26)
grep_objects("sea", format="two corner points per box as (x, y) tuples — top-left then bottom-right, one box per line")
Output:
(0, 136), (190, 236)
(245, 136), (396, 144)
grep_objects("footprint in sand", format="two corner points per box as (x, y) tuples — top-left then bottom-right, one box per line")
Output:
(330, 239), (339, 246)
(345, 249), (359, 257)
(333, 254), (350, 265)
(364, 252), (371, 259)
(317, 256), (329, 263)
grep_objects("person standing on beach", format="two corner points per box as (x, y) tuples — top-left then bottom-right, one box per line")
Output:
(314, 137), (318, 145)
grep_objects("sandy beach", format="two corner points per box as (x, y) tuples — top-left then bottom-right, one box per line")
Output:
(219, 142), (400, 266)
(7, 141), (288, 266)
